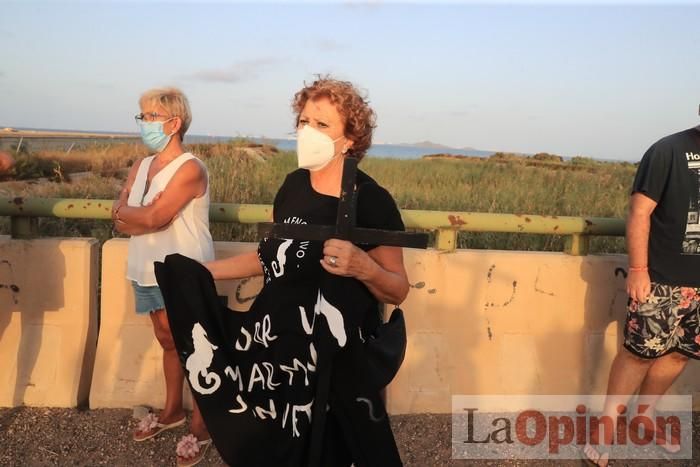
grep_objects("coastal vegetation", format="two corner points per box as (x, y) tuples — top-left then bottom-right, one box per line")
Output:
(0, 140), (635, 253)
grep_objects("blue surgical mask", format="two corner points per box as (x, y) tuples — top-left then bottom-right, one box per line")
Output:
(138, 119), (173, 152)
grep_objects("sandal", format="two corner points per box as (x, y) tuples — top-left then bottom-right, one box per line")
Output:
(655, 424), (681, 453)
(133, 412), (186, 442)
(176, 434), (213, 467)
(581, 443), (610, 467)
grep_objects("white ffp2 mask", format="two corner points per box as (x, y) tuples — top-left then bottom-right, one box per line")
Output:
(296, 124), (344, 171)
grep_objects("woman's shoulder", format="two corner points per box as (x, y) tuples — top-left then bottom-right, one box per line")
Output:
(284, 168), (308, 184)
(178, 153), (208, 177)
(356, 170), (403, 230)
(356, 170), (393, 200)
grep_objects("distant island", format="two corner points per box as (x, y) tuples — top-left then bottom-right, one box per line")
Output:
(396, 140), (454, 150)
(396, 140), (492, 153)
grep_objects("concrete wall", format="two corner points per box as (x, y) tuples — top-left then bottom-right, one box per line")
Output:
(0, 237), (98, 407)
(388, 249), (700, 414)
(89, 240), (263, 409)
(5, 237), (700, 412)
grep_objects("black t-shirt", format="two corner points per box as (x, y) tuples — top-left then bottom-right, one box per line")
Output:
(259, 168), (405, 287)
(631, 127), (700, 286)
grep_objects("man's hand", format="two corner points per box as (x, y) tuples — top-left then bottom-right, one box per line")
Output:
(627, 269), (651, 303)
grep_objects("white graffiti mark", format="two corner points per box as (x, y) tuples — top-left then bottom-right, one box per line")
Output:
(186, 323), (221, 395)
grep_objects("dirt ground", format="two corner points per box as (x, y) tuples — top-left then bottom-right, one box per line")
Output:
(0, 408), (697, 466)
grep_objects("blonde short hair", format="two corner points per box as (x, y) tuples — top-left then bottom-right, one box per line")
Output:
(139, 87), (192, 138)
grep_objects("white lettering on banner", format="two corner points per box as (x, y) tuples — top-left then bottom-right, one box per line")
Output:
(291, 401), (313, 438)
(282, 403), (290, 429)
(229, 394), (248, 414)
(253, 314), (278, 348)
(254, 400), (277, 420)
(280, 359), (310, 386)
(296, 241), (310, 259)
(224, 365), (244, 392)
(235, 327), (252, 351)
(235, 314), (278, 351)
(216, 290), (338, 438)
(262, 362), (281, 389)
(248, 364), (267, 392)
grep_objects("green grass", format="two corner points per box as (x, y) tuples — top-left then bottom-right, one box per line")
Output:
(0, 141), (635, 253)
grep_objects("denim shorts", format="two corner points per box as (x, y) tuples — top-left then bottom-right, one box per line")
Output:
(131, 281), (165, 314)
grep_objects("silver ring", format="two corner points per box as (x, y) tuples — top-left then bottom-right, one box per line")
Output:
(328, 256), (338, 267)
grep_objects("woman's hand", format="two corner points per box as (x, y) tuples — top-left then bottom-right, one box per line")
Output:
(321, 239), (409, 305)
(320, 238), (377, 280)
(111, 200), (122, 221)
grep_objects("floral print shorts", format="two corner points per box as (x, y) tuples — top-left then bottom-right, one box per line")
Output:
(624, 282), (700, 359)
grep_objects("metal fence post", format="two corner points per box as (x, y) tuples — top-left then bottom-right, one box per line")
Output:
(10, 216), (38, 239)
(564, 234), (590, 256)
(436, 228), (457, 252)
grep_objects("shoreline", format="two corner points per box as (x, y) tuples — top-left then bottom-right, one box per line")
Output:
(0, 128), (137, 139)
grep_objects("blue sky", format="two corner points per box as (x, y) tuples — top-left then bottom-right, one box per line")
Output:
(1, 1), (699, 161)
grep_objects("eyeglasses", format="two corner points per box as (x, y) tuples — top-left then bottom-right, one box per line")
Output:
(134, 112), (172, 122)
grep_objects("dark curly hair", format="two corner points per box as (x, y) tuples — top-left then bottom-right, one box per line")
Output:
(292, 76), (376, 160)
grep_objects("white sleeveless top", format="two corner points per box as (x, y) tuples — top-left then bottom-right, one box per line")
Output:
(126, 153), (215, 286)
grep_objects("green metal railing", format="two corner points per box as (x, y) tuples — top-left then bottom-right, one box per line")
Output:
(0, 197), (626, 255)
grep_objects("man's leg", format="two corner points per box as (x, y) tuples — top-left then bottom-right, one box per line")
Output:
(584, 348), (655, 466)
(600, 348), (655, 443)
(638, 351), (688, 406)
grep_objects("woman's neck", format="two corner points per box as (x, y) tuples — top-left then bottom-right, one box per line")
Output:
(155, 138), (185, 163)
(309, 155), (345, 197)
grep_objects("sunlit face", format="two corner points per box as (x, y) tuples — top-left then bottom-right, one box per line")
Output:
(297, 97), (353, 156)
